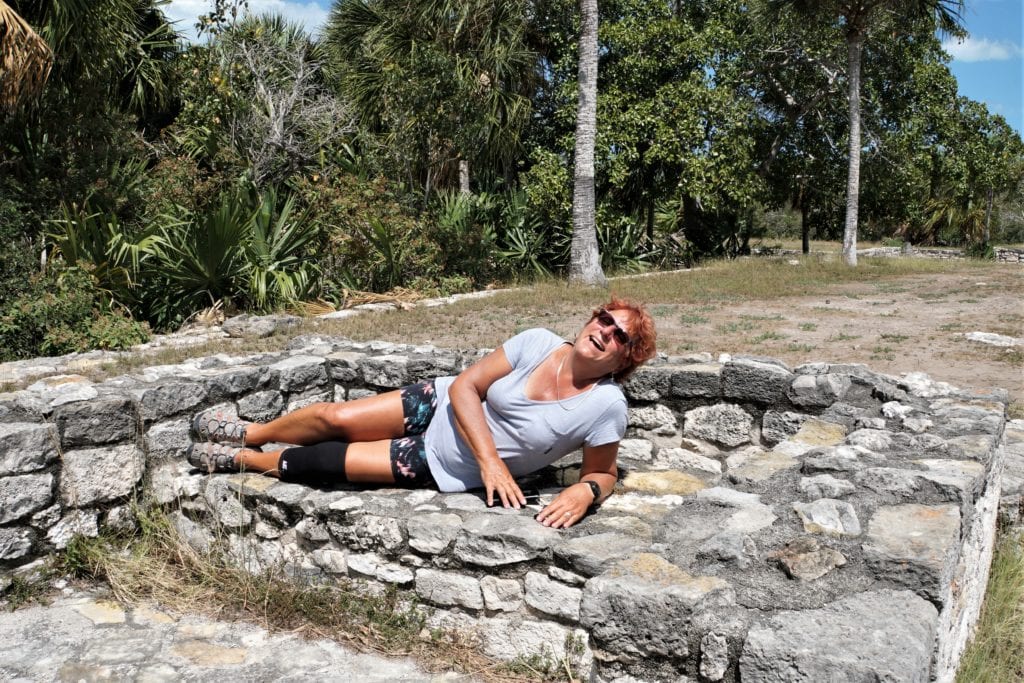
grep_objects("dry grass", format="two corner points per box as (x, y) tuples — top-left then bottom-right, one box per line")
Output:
(58, 507), (573, 682)
(957, 530), (1024, 683)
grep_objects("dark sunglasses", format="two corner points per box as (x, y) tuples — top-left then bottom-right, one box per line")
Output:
(594, 309), (632, 346)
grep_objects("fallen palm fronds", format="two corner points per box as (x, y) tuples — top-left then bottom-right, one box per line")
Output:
(0, 1), (53, 110)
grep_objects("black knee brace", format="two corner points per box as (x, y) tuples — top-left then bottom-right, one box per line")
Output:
(278, 441), (348, 485)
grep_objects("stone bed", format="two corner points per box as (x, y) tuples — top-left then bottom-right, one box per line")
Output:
(0, 334), (1013, 682)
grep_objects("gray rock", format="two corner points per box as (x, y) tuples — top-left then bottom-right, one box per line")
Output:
(201, 477), (253, 530)
(628, 404), (678, 432)
(0, 422), (59, 474)
(652, 448), (721, 477)
(697, 532), (757, 569)
(347, 552), (414, 584)
(798, 474), (856, 499)
(0, 473), (53, 524)
(0, 527), (33, 560)
(617, 439), (654, 463)
(525, 571), (582, 621)
(407, 513), (462, 554)
(453, 515), (561, 567)
(767, 536), (847, 581)
(270, 355), (328, 393)
(326, 351), (364, 383)
(46, 510), (99, 549)
(791, 499), (861, 537)
(310, 547), (348, 574)
(222, 313), (301, 338)
(198, 365), (267, 399)
(802, 445), (879, 474)
(54, 397), (136, 447)
(855, 467), (921, 498)
(722, 358), (794, 404)
(845, 428), (894, 452)
(415, 568), (484, 609)
(329, 515), (405, 553)
(580, 554), (734, 658)
(700, 631), (730, 681)
(760, 411), (808, 447)
(555, 532), (648, 577)
(169, 510), (214, 554)
(60, 444), (145, 507)
(360, 354), (410, 388)
(683, 404), (753, 448)
(295, 518), (330, 543)
(669, 364), (723, 398)
(623, 365), (675, 401)
(862, 504), (960, 602)
(133, 381), (207, 422)
(236, 390), (285, 422)
(740, 590), (937, 682)
(145, 418), (191, 461)
(548, 566), (586, 586)
(787, 374), (851, 408)
(479, 576), (524, 612)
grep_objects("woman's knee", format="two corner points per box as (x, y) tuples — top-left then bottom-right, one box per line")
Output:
(318, 402), (355, 436)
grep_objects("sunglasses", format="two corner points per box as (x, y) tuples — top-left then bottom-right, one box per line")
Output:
(594, 309), (632, 346)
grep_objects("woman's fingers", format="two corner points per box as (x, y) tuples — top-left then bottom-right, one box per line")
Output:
(482, 461), (525, 508)
(536, 486), (590, 528)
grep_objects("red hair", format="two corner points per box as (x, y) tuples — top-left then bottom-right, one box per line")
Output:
(593, 297), (657, 383)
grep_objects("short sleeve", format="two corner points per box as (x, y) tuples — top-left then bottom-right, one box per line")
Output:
(584, 390), (628, 447)
(501, 328), (560, 370)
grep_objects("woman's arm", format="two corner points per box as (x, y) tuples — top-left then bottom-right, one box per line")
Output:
(535, 442), (618, 528)
(448, 347), (526, 509)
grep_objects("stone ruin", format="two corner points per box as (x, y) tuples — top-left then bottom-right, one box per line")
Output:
(0, 333), (1019, 682)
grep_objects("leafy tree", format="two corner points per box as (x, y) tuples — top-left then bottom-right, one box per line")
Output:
(766, 0), (965, 266)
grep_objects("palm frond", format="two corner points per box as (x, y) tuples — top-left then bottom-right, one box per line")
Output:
(0, 0), (53, 110)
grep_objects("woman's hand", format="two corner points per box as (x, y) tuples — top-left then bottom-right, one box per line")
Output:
(535, 482), (595, 529)
(479, 457), (526, 508)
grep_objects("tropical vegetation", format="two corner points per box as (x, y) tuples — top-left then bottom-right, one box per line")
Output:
(0, 0), (1022, 360)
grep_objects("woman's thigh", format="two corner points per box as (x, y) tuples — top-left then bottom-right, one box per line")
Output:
(344, 439), (395, 483)
(331, 390), (406, 442)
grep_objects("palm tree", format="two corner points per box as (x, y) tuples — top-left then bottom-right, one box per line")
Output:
(768, 0), (964, 266)
(569, 0), (606, 286)
(0, 0), (53, 110)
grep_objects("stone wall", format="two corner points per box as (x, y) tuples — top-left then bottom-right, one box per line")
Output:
(752, 245), (1024, 264)
(0, 335), (1012, 682)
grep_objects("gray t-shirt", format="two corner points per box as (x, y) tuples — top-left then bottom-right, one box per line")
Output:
(423, 328), (628, 492)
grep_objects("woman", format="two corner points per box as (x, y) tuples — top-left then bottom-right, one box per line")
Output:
(188, 298), (656, 528)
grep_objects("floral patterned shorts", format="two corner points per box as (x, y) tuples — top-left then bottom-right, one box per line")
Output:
(390, 381), (438, 487)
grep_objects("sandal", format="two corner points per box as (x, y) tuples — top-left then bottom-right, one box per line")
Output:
(187, 442), (243, 474)
(191, 409), (251, 445)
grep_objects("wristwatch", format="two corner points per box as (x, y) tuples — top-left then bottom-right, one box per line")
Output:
(582, 480), (601, 503)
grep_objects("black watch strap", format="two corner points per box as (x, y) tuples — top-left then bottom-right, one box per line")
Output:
(583, 480), (601, 502)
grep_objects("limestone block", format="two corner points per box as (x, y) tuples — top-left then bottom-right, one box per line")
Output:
(199, 365), (267, 400)
(0, 422), (59, 474)
(415, 568), (484, 610)
(862, 504), (961, 601)
(223, 313), (300, 338)
(549, 566), (586, 586)
(347, 388), (378, 401)
(270, 355), (328, 393)
(727, 449), (797, 485)
(453, 515), (561, 567)
(700, 631), (730, 681)
(263, 481), (310, 509)
(845, 428), (894, 452)
(145, 418), (191, 461)
(525, 571), (582, 621)
(360, 354), (410, 388)
(670, 364), (723, 398)
(798, 474), (856, 499)
(899, 371), (956, 398)
(132, 380), (208, 423)
(311, 548), (347, 575)
(326, 351), (364, 383)
(295, 518), (330, 543)
(787, 373), (851, 408)
(407, 354), (458, 381)
(695, 486), (764, 508)
(628, 404), (678, 433)
(623, 366), (674, 401)
(169, 510), (214, 554)
(802, 444), (882, 474)
(740, 590), (937, 682)
(651, 449), (722, 478)
(617, 439), (654, 463)
(330, 515), (405, 553)
(696, 532), (757, 569)
(767, 536), (847, 581)
(407, 512), (462, 554)
(286, 389), (332, 414)
(771, 418), (848, 457)
(31, 503), (61, 528)
(46, 509), (99, 549)
(148, 461), (203, 505)
(721, 358), (794, 404)
(760, 411), (808, 446)
(622, 471), (707, 495)
(580, 554), (734, 658)
(236, 390), (284, 422)
(201, 477), (253, 530)
(60, 444), (145, 507)
(946, 434), (998, 462)
(475, 617), (591, 674)
(347, 552), (413, 584)
(855, 468), (921, 498)
(0, 527), (34, 560)
(54, 396), (136, 447)
(481, 576), (523, 611)
(791, 499), (861, 537)
(683, 404), (753, 448)
(0, 473), (53, 524)
(26, 374), (98, 408)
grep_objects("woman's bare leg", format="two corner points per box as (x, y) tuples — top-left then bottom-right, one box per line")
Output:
(245, 391), (405, 447)
(236, 440), (395, 484)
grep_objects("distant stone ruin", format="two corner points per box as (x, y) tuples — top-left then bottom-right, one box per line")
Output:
(0, 335), (1017, 682)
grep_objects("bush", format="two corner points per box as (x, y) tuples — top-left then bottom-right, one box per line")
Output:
(0, 268), (149, 361)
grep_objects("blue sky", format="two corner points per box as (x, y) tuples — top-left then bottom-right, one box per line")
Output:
(165, 0), (1022, 135)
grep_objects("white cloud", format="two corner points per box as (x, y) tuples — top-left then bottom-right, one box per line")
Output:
(164, 0), (330, 42)
(942, 36), (1023, 62)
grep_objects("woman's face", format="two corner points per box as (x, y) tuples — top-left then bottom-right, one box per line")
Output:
(574, 307), (635, 373)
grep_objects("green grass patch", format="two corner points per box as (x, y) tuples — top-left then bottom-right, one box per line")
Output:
(751, 331), (786, 344)
(879, 334), (909, 343)
(798, 323), (818, 332)
(940, 322), (966, 332)
(828, 332), (861, 342)
(739, 314), (785, 322)
(957, 530), (1024, 682)
(786, 343), (816, 353)
(871, 345), (896, 360)
(679, 313), (710, 326)
(717, 321), (757, 334)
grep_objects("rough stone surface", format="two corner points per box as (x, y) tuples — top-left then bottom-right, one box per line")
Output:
(683, 404), (753, 447)
(0, 422), (59, 474)
(767, 536), (847, 580)
(524, 571), (582, 621)
(700, 631), (730, 681)
(760, 410), (808, 446)
(740, 590), (938, 682)
(407, 512), (462, 554)
(480, 576), (523, 612)
(0, 473), (53, 524)
(791, 499), (861, 537)
(555, 533), (648, 577)
(54, 397), (136, 447)
(415, 569), (483, 610)
(863, 504), (961, 601)
(722, 358), (794, 404)
(60, 445), (145, 507)
(454, 515), (561, 567)
(798, 474), (856, 499)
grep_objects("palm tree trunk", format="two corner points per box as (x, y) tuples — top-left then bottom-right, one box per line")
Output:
(569, 0), (607, 286)
(842, 32), (863, 267)
(459, 159), (470, 195)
